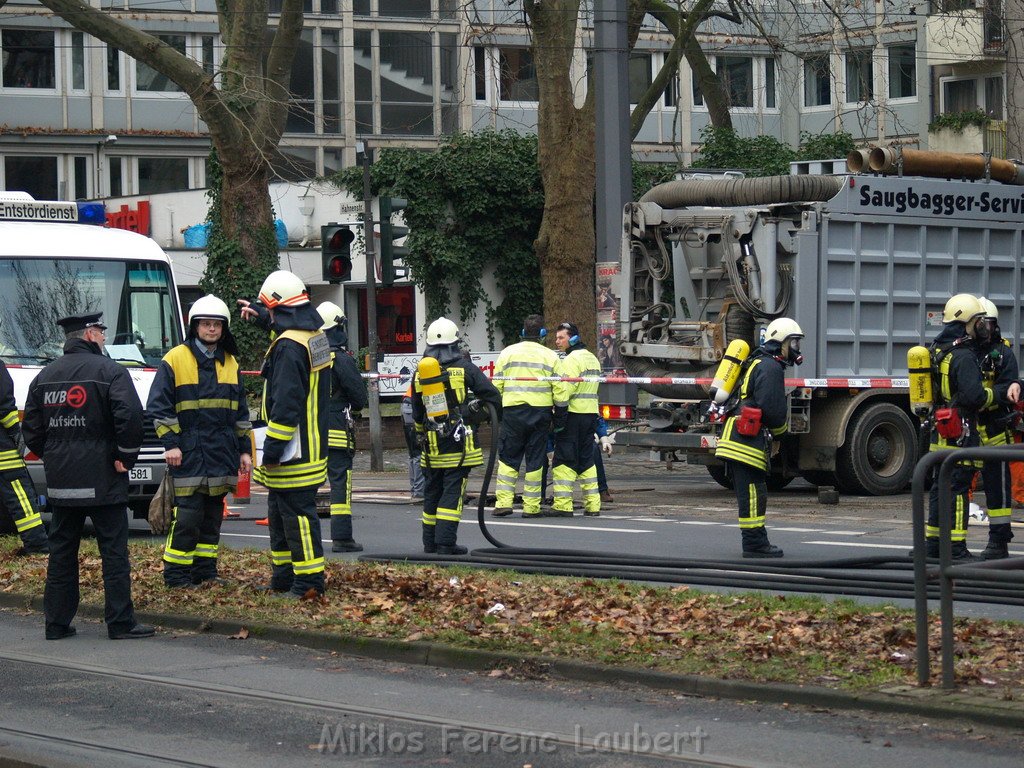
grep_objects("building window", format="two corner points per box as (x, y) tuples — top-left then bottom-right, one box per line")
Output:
(109, 157), (123, 197)
(887, 44), (916, 100)
(201, 35), (215, 76)
(628, 53), (652, 104)
(474, 47), (487, 101)
(719, 56), (753, 108)
(765, 58), (776, 109)
(985, 76), (1004, 119)
(379, 30), (433, 136)
(107, 45), (122, 91)
(284, 29), (315, 133)
(692, 68), (704, 107)
(2, 29), (56, 89)
(322, 29), (342, 134)
(845, 49), (873, 103)
(499, 47), (538, 102)
(353, 30), (373, 134)
(73, 156), (88, 199)
(70, 31), (86, 91)
(379, 0), (430, 18)
(138, 157), (189, 194)
(136, 34), (186, 92)
(803, 55), (831, 107)
(4, 155), (58, 199)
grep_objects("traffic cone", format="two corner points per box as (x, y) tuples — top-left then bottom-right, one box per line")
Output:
(233, 464), (251, 504)
(256, 517), (269, 526)
(222, 497), (239, 519)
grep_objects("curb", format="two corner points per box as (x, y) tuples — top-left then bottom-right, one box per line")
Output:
(1, 592), (1020, 730)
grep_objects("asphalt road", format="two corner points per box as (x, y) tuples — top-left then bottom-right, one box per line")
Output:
(1, 610), (1022, 768)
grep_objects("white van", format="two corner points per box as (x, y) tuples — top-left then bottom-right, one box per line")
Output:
(0, 194), (184, 521)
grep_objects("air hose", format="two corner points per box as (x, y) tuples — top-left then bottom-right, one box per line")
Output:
(362, 401), (1023, 606)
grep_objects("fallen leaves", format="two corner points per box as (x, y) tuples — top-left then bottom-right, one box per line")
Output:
(0, 539), (1021, 694)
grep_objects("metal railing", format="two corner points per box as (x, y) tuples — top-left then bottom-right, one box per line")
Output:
(985, 120), (1007, 159)
(911, 445), (1024, 689)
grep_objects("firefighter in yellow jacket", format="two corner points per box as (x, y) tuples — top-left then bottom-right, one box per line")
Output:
(551, 322), (602, 516)
(714, 318), (803, 558)
(412, 318), (500, 555)
(241, 271), (331, 597)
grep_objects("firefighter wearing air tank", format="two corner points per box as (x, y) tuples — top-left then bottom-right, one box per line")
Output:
(0, 358), (48, 555)
(148, 295), (252, 588)
(242, 271), (331, 597)
(972, 297), (1019, 560)
(412, 318), (500, 555)
(316, 301), (369, 554)
(923, 293), (995, 561)
(713, 319), (803, 558)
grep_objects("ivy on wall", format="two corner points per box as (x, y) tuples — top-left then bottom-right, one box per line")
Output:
(334, 130), (544, 348)
(928, 110), (990, 134)
(696, 127), (857, 177)
(198, 149), (279, 393)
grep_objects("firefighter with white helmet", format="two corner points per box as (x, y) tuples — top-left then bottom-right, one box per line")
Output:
(240, 271), (332, 596)
(920, 292), (993, 561)
(148, 295), (252, 587)
(714, 317), (804, 557)
(412, 317), (500, 555)
(971, 296), (1020, 560)
(316, 301), (368, 553)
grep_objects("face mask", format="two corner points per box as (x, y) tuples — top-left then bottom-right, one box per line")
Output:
(972, 318), (992, 343)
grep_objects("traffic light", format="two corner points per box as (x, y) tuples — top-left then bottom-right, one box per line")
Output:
(321, 224), (354, 283)
(378, 197), (408, 287)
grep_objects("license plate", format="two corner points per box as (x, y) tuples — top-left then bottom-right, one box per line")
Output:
(129, 466), (153, 482)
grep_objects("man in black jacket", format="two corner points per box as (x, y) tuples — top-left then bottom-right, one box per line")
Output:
(714, 318), (803, 558)
(925, 294), (993, 561)
(22, 312), (154, 640)
(316, 301), (368, 553)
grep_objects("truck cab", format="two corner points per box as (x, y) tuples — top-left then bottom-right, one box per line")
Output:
(0, 194), (184, 521)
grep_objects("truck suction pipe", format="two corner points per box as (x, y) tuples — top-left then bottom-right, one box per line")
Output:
(639, 174), (844, 208)
(865, 146), (1024, 185)
(846, 148), (871, 173)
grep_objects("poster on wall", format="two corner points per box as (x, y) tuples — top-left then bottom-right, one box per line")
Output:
(596, 261), (622, 371)
(375, 351), (501, 397)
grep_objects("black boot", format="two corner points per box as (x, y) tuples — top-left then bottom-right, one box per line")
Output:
(164, 562), (197, 588)
(422, 522), (437, 554)
(742, 527), (784, 558)
(950, 542), (976, 562)
(332, 539), (364, 553)
(980, 524), (1012, 560)
(331, 515), (361, 552)
(19, 529), (49, 555)
(434, 519), (467, 556)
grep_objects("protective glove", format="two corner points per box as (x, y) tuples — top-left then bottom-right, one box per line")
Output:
(599, 435), (613, 457)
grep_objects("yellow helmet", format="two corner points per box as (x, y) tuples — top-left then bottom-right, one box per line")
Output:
(978, 296), (998, 321)
(258, 270), (308, 309)
(316, 301), (345, 330)
(943, 293), (984, 323)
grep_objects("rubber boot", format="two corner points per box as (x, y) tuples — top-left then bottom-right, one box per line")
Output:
(909, 538), (941, 560)
(434, 519), (467, 556)
(979, 524), (1012, 560)
(331, 514), (362, 552)
(18, 528), (49, 556)
(191, 557), (224, 585)
(422, 522), (437, 554)
(950, 542), (976, 562)
(164, 562), (198, 588)
(741, 527), (783, 558)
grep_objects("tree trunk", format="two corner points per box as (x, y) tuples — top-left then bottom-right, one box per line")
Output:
(217, 146), (276, 260)
(528, 0), (598, 347)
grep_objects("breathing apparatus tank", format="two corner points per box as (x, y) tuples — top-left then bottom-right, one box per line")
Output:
(417, 356), (450, 429)
(709, 339), (751, 405)
(907, 345), (934, 419)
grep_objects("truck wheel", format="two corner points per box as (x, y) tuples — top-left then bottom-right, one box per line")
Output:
(836, 403), (917, 495)
(706, 464), (734, 490)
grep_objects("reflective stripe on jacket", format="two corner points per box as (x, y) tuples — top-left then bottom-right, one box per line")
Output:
(553, 346), (601, 415)
(254, 329), (331, 490)
(714, 352), (788, 471)
(147, 342), (251, 496)
(493, 340), (558, 407)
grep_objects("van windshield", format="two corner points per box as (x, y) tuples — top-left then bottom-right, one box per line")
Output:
(0, 258), (181, 367)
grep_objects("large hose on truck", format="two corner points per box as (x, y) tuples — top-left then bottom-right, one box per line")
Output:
(639, 174), (844, 207)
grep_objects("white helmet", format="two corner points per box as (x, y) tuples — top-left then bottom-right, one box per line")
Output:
(189, 295), (230, 326)
(978, 296), (998, 320)
(764, 317), (804, 344)
(426, 317), (459, 345)
(943, 293), (984, 323)
(258, 270), (308, 308)
(316, 301), (345, 330)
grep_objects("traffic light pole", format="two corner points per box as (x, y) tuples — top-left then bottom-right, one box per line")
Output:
(361, 144), (384, 471)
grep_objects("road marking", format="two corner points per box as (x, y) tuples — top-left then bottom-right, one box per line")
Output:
(483, 521), (652, 533)
(771, 527), (823, 533)
(675, 521), (723, 526)
(803, 540), (915, 550)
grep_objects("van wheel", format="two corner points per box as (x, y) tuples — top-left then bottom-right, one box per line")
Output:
(836, 403), (917, 495)
(706, 464), (734, 490)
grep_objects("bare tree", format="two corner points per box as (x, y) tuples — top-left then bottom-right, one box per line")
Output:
(35, 0), (303, 263)
(522, 0), (736, 346)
